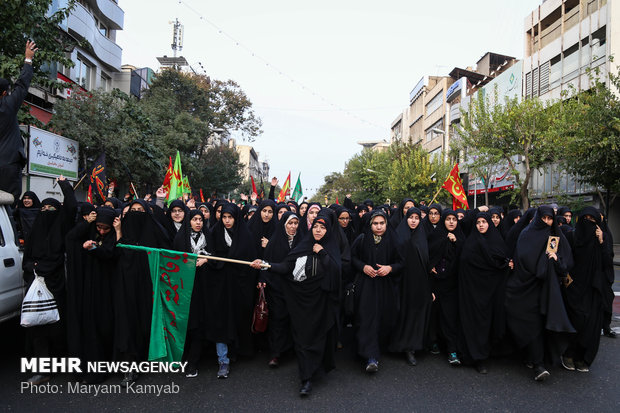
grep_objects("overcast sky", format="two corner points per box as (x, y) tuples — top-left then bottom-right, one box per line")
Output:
(116, 0), (542, 197)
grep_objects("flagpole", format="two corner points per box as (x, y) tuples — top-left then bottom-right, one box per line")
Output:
(196, 254), (270, 268)
(72, 172), (89, 189)
(130, 182), (139, 199)
(429, 186), (443, 205)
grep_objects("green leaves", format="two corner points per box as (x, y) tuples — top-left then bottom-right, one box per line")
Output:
(312, 143), (451, 205)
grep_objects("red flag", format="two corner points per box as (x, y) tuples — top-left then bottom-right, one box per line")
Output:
(162, 156), (173, 194)
(441, 164), (469, 209)
(250, 176), (258, 196)
(199, 189), (205, 203)
(452, 196), (467, 210)
(277, 172), (291, 202)
(336, 197), (340, 205)
(86, 184), (93, 204)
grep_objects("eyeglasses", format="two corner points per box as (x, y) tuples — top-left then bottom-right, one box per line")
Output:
(429, 211), (440, 216)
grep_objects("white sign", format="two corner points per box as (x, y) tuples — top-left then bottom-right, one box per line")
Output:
(28, 127), (79, 180)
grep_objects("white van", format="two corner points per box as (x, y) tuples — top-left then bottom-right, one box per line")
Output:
(0, 191), (24, 323)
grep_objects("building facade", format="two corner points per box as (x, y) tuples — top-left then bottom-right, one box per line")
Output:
(236, 144), (269, 183)
(26, 0), (125, 124)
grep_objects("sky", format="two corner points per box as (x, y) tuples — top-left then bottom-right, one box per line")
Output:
(116, 0), (543, 197)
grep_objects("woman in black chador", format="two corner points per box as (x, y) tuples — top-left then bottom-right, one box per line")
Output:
(389, 207), (432, 366)
(563, 206), (610, 372)
(206, 203), (258, 379)
(257, 211), (302, 367)
(253, 211), (341, 397)
(505, 206), (574, 382)
(174, 209), (209, 378)
(65, 206), (119, 384)
(247, 199), (276, 258)
(22, 177), (76, 385)
(427, 209), (465, 365)
(351, 210), (403, 373)
(13, 190), (40, 244)
(458, 211), (511, 375)
(114, 199), (169, 386)
(389, 197), (415, 229)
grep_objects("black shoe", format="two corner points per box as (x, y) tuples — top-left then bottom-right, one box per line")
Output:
(268, 357), (279, 368)
(604, 329), (617, 338)
(405, 351), (417, 366)
(299, 380), (312, 397)
(534, 365), (550, 381)
(429, 343), (440, 355)
(475, 361), (488, 375)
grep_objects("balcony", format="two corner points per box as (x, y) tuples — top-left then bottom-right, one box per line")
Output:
(92, 0), (124, 30)
(68, 2), (122, 70)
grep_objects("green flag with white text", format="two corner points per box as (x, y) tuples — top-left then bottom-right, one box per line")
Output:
(117, 244), (196, 362)
(292, 172), (303, 202)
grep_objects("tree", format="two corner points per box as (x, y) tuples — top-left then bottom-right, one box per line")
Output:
(559, 66), (620, 218)
(312, 143), (452, 206)
(49, 88), (163, 189)
(197, 146), (243, 197)
(458, 91), (561, 210)
(0, 0), (82, 126)
(140, 69), (261, 193)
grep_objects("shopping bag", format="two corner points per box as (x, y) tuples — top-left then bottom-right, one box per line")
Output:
(20, 272), (60, 327)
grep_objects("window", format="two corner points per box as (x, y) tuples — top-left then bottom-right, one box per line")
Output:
(100, 73), (111, 91)
(591, 26), (606, 62)
(75, 56), (92, 89)
(563, 44), (579, 79)
(425, 119), (444, 142)
(425, 92), (443, 116)
(549, 54), (561, 88)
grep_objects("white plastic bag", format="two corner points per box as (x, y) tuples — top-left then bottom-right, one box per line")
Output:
(20, 272), (60, 327)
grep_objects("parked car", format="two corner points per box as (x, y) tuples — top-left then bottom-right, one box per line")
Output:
(0, 191), (24, 323)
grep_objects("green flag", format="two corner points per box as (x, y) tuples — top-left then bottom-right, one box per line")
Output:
(167, 151), (183, 206)
(182, 175), (191, 194)
(117, 244), (196, 362)
(292, 172), (303, 202)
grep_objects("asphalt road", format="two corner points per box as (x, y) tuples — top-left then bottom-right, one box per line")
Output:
(2, 269), (619, 413)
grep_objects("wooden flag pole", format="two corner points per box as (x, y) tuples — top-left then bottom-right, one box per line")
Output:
(130, 182), (139, 199)
(429, 186), (443, 205)
(72, 173), (89, 189)
(196, 254), (271, 269)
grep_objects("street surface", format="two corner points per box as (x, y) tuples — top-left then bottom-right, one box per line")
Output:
(2, 266), (619, 412)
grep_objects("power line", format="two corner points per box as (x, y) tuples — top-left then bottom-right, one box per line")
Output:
(175, 0), (386, 131)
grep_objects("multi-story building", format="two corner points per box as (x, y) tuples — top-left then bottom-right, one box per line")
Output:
(113, 64), (154, 99)
(26, 0), (124, 124)
(236, 144), (270, 183)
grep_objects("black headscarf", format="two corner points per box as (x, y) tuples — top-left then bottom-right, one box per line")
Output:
(95, 206), (116, 227)
(489, 206), (505, 239)
(275, 203), (291, 220)
(19, 191), (41, 209)
(427, 209), (466, 279)
(501, 209), (522, 239)
(105, 197), (121, 209)
(209, 199), (228, 228)
(505, 207), (536, 258)
(422, 203), (443, 236)
(389, 198), (415, 229)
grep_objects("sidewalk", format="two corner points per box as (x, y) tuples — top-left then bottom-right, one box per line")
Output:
(615, 244), (620, 266)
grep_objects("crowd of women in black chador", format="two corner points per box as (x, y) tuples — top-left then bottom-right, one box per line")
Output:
(13, 180), (616, 396)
